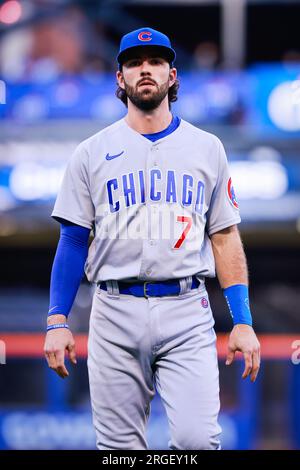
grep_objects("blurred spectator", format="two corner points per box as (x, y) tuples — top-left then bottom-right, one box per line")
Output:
(0, 5), (108, 81)
(0, 25), (32, 80)
(192, 40), (220, 72)
(281, 49), (300, 73)
(29, 9), (86, 77)
(282, 49), (300, 63)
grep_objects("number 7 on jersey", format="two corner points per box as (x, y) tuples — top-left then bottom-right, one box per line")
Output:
(174, 215), (193, 249)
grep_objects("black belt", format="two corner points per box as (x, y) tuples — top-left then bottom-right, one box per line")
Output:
(99, 275), (200, 298)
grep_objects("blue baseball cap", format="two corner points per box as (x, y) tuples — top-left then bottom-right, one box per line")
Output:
(117, 27), (176, 67)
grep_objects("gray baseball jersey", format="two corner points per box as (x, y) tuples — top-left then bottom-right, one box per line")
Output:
(52, 117), (241, 283)
(52, 116), (241, 450)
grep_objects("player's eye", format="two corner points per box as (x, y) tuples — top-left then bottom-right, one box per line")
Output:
(150, 58), (161, 65)
(127, 60), (140, 67)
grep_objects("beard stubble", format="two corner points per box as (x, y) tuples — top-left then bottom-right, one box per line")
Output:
(124, 79), (170, 111)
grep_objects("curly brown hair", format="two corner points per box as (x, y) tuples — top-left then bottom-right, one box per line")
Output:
(115, 78), (180, 109)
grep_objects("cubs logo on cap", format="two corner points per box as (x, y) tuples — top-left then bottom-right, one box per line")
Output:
(138, 31), (152, 42)
(227, 177), (239, 209)
(117, 27), (176, 67)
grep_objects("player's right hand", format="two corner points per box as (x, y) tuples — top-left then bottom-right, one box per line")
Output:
(44, 314), (77, 379)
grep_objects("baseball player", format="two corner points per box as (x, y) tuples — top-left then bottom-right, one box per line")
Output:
(44, 27), (260, 450)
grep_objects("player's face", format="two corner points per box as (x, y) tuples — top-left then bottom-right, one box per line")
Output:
(117, 50), (177, 111)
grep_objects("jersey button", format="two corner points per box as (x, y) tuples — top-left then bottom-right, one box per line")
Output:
(149, 240), (156, 245)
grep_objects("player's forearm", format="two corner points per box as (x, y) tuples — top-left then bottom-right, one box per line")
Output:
(210, 225), (248, 289)
(48, 222), (90, 320)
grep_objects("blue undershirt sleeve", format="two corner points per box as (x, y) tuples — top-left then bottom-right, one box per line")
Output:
(223, 284), (253, 326)
(48, 221), (91, 318)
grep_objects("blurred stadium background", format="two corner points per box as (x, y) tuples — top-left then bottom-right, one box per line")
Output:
(0, 0), (300, 450)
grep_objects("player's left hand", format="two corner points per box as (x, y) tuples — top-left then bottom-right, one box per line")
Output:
(226, 324), (261, 382)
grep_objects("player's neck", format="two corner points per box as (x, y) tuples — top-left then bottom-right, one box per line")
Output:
(125, 101), (172, 134)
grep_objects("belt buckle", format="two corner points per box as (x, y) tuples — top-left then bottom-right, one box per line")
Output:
(143, 281), (151, 298)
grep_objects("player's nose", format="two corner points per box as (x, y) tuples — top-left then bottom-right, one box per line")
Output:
(140, 58), (152, 72)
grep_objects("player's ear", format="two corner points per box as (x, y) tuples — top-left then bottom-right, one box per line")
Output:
(169, 67), (177, 87)
(116, 70), (125, 90)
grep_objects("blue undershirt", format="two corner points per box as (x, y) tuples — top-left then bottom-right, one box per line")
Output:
(142, 115), (180, 141)
(48, 222), (90, 317)
(48, 116), (181, 318)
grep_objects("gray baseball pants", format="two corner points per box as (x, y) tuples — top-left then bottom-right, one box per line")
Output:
(87, 277), (222, 450)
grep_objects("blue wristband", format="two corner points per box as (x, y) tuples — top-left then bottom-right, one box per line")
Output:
(47, 323), (70, 332)
(223, 284), (253, 326)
